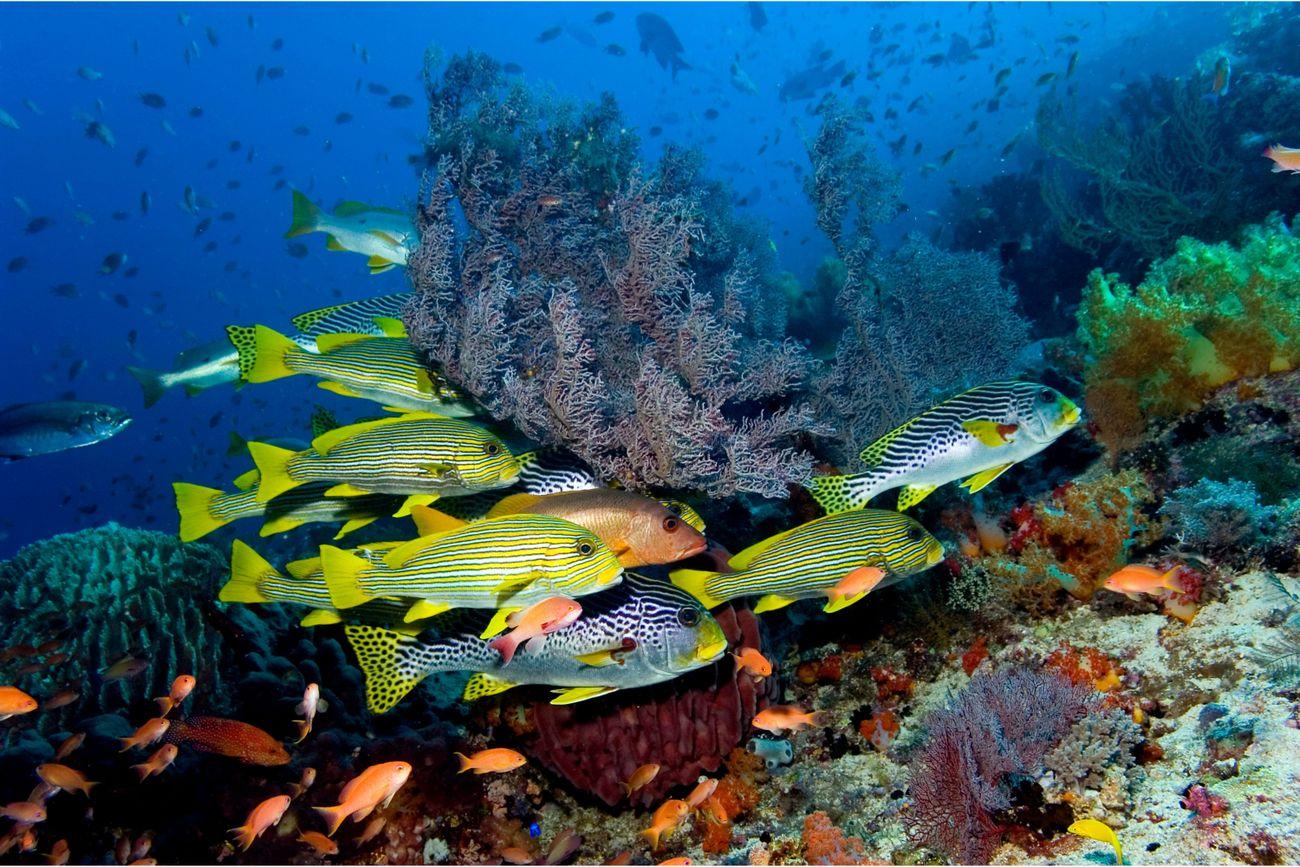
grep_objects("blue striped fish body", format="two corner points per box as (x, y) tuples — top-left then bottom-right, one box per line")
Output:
(806, 381), (1081, 514)
(671, 509), (944, 614)
(321, 514), (625, 620)
(173, 480), (399, 541)
(290, 293), (409, 339)
(342, 573), (728, 713)
(226, 325), (475, 415)
(248, 413), (519, 503)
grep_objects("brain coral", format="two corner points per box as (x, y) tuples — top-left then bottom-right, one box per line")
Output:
(0, 524), (235, 724)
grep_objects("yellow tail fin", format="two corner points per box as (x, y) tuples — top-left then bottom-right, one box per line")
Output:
(343, 625), (429, 714)
(219, 540), (277, 603)
(245, 325), (301, 383)
(247, 441), (302, 502)
(668, 568), (725, 609)
(319, 544), (374, 609)
(173, 482), (230, 542)
(285, 190), (321, 238)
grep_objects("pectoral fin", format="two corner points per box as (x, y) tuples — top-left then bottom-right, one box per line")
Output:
(317, 380), (362, 398)
(960, 463), (1014, 494)
(753, 593), (798, 614)
(300, 609), (343, 627)
(367, 255), (396, 274)
(403, 600), (452, 623)
(574, 649), (622, 667)
(896, 484), (937, 510)
(550, 686), (617, 705)
(961, 419), (1018, 447)
(325, 235), (347, 252)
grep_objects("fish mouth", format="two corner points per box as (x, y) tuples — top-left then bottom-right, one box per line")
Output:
(1058, 400), (1082, 427)
(926, 543), (945, 566)
(694, 638), (727, 663)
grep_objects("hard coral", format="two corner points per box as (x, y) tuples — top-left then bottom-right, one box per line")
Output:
(1077, 217), (1300, 452)
(904, 666), (1094, 864)
(517, 605), (775, 808)
(405, 52), (821, 498)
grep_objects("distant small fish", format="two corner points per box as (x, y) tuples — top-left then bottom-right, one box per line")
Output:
(99, 252), (127, 275)
(1036, 72), (1057, 86)
(266, 66), (284, 80)
(1208, 55), (1230, 99)
(134, 147), (148, 166)
(292, 125), (310, 135)
(622, 763), (660, 797)
(1263, 143), (1300, 174)
(605, 43), (626, 57)
(131, 743), (178, 781)
(271, 37), (284, 50)
(503, 62), (523, 74)
(388, 94), (413, 108)
(751, 705), (825, 733)
(1067, 50), (1080, 78)
(119, 717), (171, 752)
(139, 92), (166, 109)
(101, 654), (148, 681)
(53, 732), (85, 760)
(76, 66), (103, 81)
(50, 283), (78, 298)
(298, 831), (338, 855)
(7, 257), (27, 273)
(537, 25), (562, 42)
(0, 108), (19, 131)
(335, 112), (353, 124)
(593, 10), (614, 24)
(367, 82), (389, 95)
(84, 119), (116, 147)
(189, 106), (204, 118)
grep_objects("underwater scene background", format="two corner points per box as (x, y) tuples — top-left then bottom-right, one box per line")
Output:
(1, 1), (1299, 864)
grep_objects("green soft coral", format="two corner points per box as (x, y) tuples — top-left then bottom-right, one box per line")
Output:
(1078, 216), (1300, 452)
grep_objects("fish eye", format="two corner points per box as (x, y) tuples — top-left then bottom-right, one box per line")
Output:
(906, 525), (925, 542)
(676, 606), (700, 627)
(484, 442), (500, 456)
(662, 516), (679, 532)
(1039, 388), (1055, 403)
(577, 541), (594, 556)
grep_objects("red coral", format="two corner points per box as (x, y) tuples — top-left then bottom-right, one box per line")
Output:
(871, 666), (914, 704)
(858, 710), (900, 752)
(1181, 784), (1229, 820)
(796, 654), (844, 685)
(1008, 502), (1041, 554)
(962, 637), (990, 676)
(520, 605), (776, 807)
(802, 811), (873, 865)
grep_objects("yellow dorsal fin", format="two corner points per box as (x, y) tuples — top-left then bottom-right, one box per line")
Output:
(550, 686), (617, 705)
(333, 200), (376, 216)
(463, 673), (518, 702)
(896, 484), (937, 510)
(290, 303), (345, 333)
(315, 332), (380, 352)
(959, 463), (1014, 494)
(485, 492), (544, 518)
(409, 504), (468, 537)
(310, 412), (446, 455)
(730, 525), (799, 570)
(859, 420), (912, 467)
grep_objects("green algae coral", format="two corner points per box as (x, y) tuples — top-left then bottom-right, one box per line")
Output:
(1078, 217), (1300, 453)
(0, 524), (233, 724)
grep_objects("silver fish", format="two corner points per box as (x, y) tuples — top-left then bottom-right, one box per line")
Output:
(0, 401), (130, 461)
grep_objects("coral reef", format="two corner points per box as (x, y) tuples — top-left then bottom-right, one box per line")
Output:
(903, 666), (1094, 864)
(0, 525), (234, 722)
(1077, 217), (1299, 453)
(1159, 479), (1288, 567)
(512, 604), (776, 808)
(404, 52), (821, 498)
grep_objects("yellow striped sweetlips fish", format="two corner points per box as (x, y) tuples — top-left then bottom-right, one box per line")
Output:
(226, 324), (475, 416)
(320, 514), (625, 624)
(411, 489), (708, 568)
(805, 381), (1082, 514)
(290, 293), (409, 340)
(670, 509), (944, 614)
(173, 480), (401, 541)
(343, 573), (728, 712)
(247, 413), (519, 513)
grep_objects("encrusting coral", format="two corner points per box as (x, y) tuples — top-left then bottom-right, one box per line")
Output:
(1077, 216), (1299, 453)
(0, 524), (233, 723)
(404, 51), (821, 498)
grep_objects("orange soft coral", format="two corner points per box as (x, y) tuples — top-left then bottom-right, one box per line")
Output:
(802, 811), (874, 865)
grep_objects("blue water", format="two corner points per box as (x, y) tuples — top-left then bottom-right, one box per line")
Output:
(0, 2), (1230, 556)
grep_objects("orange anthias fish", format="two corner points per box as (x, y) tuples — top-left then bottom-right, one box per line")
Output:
(752, 705), (826, 734)
(53, 733), (85, 761)
(43, 689), (80, 711)
(622, 763), (661, 797)
(641, 799), (689, 852)
(658, 859), (693, 866)
(35, 764), (97, 797)
(0, 802), (46, 823)
(732, 647), (772, 678)
(824, 565), (887, 612)
(298, 830), (339, 855)
(1264, 144), (1300, 174)
(230, 794), (291, 852)
(314, 761), (412, 836)
(46, 838), (70, 865)
(100, 656), (148, 683)
(488, 597), (583, 664)
(119, 718), (170, 753)
(455, 748), (527, 775)
(293, 683), (325, 744)
(132, 744), (179, 781)
(1102, 564), (1182, 599)
(685, 778), (718, 809)
(155, 675), (196, 716)
(165, 716), (290, 766)
(0, 686), (38, 720)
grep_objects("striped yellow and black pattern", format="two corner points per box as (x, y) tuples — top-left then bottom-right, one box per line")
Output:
(290, 293), (409, 338)
(173, 479), (400, 541)
(226, 324), (474, 415)
(248, 412), (520, 503)
(805, 381), (1081, 514)
(671, 509), (943, 613)
(320, 514), (625, 620)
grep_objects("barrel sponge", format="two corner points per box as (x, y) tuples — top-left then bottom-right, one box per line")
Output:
(0, 524), (238, 725)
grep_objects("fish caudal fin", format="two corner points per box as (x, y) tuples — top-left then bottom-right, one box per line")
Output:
(247, 441), (301, 502)
(454, 751), (474, 773)
(173, 482), (231, 542)
(668, 568), (725, 609)
(344, 625), (430, 714)
(285, 190), (321, 238)
(805, 473), (872, 514)
(312, 804), (349, 838)
(220, 540), (277, 603)
(319, 545), (374, 609)
(126, 366), (168, 408)
(246, 325), (300, 383)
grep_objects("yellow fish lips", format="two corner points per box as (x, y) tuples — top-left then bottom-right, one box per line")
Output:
(688, 618), (728, 666)
(925, 539), (946, 567)
(1057, 396), (1082, 428)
